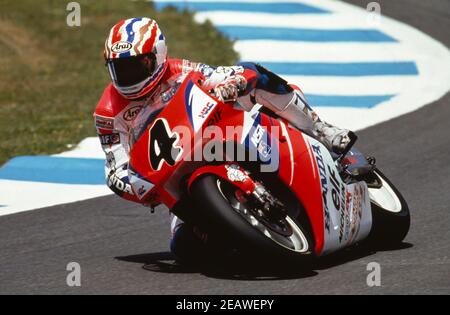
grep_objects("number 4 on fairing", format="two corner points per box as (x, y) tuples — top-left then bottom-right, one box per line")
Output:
(148, 118), (183, 171)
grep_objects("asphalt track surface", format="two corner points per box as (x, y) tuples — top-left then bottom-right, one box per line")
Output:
(1, 0), (449, 294)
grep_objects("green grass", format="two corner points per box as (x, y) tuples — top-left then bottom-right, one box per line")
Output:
(0, 0), (238, 165)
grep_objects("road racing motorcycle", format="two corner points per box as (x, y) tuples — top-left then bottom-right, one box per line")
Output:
(128, 72), (410, 261)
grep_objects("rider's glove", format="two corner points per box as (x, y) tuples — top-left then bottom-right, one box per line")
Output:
(213, 75), (247, 103)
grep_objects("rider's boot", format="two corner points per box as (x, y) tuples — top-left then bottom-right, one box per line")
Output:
(170, 223), (209, 267)
(170, 214), (240, 268)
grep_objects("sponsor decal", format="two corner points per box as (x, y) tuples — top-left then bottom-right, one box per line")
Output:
(111, 41), (132, 54)
(312, 144), (331, 233)
(250, 124), (272, 159)
(106, 151), (116, 169)
(344, 191), (353, 241)
(198, 102), (215, 119)
(100, 133), (120, 146)
(185, 81), (218, 132)
(161, 84), (179, 103)
(129, 168), (156, 200)
(257, 140), (272, 159)
(137, 185), (147, 197)
(225, 164), (248, 182)
(250, 125), (265, 147)
(206, 107), (222, 126)
(107, 174), (134, 195)
(328, 165), (347, 243)
(350, 186), (364, 241)
(123, 105), (142, 121)
(95, 116), (114, 130)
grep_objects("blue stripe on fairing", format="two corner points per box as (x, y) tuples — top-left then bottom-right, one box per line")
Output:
(217, 26), (397, 42)
(154, 1), (329, 14)
(258, 61), (419, 76)
(184, 80), (195, 129)
(0, 156), (105, 185)
(304, 94), (395, 108)
(119, 18), (142, 58)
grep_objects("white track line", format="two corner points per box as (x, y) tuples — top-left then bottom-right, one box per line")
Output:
(54, 137), (104, 159)
(0, 180), (112, 216)
(235, 41), (421, 62)
(195, 12), (382, 29)
(282, 76), (420, 96)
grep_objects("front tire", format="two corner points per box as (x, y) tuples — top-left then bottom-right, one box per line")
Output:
(190, 175), (314, 261)
(367, 169), (410, 245)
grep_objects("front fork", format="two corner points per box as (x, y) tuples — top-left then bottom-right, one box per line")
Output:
(188, 163), (287, 221)
(188, 163), (257, 196)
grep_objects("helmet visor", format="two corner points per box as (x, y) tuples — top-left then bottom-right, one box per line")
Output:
(107, 53), (156, 87)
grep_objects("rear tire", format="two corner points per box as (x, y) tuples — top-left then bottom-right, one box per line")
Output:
(190, 175), (314, 262)
(367, 169), (410, 245)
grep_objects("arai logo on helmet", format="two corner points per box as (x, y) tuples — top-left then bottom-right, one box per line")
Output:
(111, 41), (133, 54)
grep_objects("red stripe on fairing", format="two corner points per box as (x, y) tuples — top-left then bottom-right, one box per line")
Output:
(142, 23), (158, 54)
(111, 19), (126, 59)
(285, 130), (325, 255)
(305, 139), (325, 255)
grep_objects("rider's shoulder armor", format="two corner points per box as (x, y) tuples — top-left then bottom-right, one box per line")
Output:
(94, 84), (131, 134)
(95, 84), (130, 119)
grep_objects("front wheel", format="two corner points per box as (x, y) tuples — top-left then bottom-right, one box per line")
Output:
(190, 175), (314, 261)
(367, 169), (410, 245)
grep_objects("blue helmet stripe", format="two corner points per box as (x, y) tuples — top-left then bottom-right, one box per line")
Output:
(119, 18), (142, 58)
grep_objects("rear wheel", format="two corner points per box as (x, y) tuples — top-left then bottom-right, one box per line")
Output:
(366, 169), (410, 245)
(190, 175), (314, 261)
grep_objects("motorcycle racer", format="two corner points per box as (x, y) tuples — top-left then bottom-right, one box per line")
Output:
(94, 18), (353, 263)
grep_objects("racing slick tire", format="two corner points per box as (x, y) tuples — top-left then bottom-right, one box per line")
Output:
(190, 175), (314, 263)
(367, 169), (411, 245)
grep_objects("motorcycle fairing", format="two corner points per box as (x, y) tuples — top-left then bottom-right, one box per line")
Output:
(305, 136), (372, 256)
(129, 72), (373, 257)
